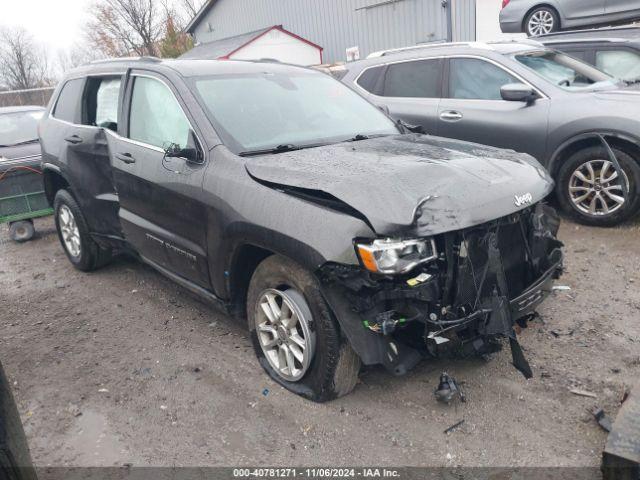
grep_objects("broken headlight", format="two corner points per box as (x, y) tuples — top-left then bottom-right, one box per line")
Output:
(355, 238), (437, 275)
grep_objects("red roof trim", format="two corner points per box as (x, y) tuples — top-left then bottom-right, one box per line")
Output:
(223, 25), (323, 59)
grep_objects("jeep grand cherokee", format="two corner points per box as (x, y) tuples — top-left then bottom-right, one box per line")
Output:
(39, 58), (563, 401)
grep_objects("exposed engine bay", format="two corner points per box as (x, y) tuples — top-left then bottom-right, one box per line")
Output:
(319, 202), (564, 378)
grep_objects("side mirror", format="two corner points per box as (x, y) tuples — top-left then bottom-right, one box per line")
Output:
(163, 130), (204, 164)
(501, 83), (538, 104)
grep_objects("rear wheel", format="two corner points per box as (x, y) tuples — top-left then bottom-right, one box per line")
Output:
(525, 7), (559, 36)
(556, 146), (640, 226)
(247, 255), (361, 402)
(9, 220), (35, 242)
(54, 189), (112, 271)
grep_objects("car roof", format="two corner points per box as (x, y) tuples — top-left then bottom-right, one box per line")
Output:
(62, 56), (314, 80)
(345, 40), (546, 71)
(0, 105), (45, 114)
(536, 25), (640, 45)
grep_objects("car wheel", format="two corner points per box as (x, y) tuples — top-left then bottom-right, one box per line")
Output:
(247, 255), (361, 402)
(53, 189), (112, 271)
(525, 7), (559, 36)
(556, 146), (640, 227)
(8, 220), (35, 242)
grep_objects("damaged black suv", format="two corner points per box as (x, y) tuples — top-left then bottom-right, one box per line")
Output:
(39, 58), (564, 401)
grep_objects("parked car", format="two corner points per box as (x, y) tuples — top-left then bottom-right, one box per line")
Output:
(0, 106), (52, 241)
(39, 58), (563, 401)
(500, 0), (640, 37)
(0, 360), (38, 480)
(341, 40), (640, 227)
(536, 26), (640, 83)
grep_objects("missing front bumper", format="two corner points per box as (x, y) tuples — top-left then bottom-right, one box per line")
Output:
(320, 203), (564, 378)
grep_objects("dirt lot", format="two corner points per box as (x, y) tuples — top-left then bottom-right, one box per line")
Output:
(1, 215), (639, 469)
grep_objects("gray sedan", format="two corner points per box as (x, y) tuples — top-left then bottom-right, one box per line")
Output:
(500, 0), (640, 36)
(341, 41), (640, 227)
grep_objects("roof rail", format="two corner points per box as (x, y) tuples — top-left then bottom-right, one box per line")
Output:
(367, 41), (494, 58)
(88, 56), (162, 65)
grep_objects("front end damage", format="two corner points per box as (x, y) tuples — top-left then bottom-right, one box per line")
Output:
(319, 203), (564, 378)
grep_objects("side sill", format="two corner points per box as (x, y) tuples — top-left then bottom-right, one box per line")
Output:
(140, 255), (233, 315)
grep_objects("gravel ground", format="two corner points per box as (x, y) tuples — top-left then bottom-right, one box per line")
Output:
(1, 215), (639, 469)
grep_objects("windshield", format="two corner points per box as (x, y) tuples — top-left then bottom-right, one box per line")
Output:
(513, 51), (617, 91)
(190, 70), (399, 154)
(0, 110), (44, 147)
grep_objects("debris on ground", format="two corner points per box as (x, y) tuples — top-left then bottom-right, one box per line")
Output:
(443, 419), (465, 434)
(434, 372), (466, 404)
(591, 407), (613, 433)
(570, 388), (597, 399)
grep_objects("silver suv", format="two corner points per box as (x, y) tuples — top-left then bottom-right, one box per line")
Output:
(341, 40), (640, 226)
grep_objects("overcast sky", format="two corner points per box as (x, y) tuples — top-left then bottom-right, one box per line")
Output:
(2, 0), (92, 53)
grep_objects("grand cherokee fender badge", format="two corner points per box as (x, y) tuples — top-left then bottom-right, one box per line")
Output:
(514, 193), (533, 207)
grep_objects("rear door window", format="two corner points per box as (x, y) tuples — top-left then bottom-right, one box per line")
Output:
(83, 77), (122, 131)
(128, 76), (190, 150)
(52, 78), (84, 123)
(382, 59), (442, 98)
(356, 66), (384, 94)
(596, 49), (640, 82)
(448, 58), (518, 100)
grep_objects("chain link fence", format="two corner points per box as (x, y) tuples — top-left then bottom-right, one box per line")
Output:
(0, 86), (55, 108)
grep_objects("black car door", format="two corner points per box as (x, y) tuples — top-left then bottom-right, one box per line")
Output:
(39, 76), (124, 240)
(108, 70), (211, 288)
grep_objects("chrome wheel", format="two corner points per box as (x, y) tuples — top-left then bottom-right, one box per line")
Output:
(569, 159), (628, 216)
(528, 10), (555, 36)
(255, 288), (316, 382)
(58, 205), (81, 257)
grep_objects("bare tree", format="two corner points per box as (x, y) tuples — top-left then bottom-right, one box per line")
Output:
(179, 0), (206, 20)
(87, 0), (163, 57)
(0, 26), (51, 90)
(57, 43), (106, 76)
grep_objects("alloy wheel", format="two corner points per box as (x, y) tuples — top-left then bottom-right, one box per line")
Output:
(569, 159), (628, 216)
(255, 288), (316, 382)
(59, 204), (82, 257)
(528, 10), (555, 36)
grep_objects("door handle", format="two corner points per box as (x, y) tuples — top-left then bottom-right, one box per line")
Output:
(115, 152), (136, 164)
(440, 111), (464, 122)
(64, 135), (83, 145)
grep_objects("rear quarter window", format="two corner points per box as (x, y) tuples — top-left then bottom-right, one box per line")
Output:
(356, 66), (384, 94)
(52, 78), (84, 123)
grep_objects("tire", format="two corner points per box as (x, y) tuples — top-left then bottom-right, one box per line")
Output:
(525, 7), (559, 36)
(247, 255), (361, 402)
(555, 146), (640, 227)
(53, 189), (112, 271)
(9, 220), (35, 242)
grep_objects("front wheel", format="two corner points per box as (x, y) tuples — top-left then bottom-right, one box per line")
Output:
(556, 146), (640, 227)
(54, 189), (112, 271)
(247, 255), (361, 402)
(525, 7), (559, 36)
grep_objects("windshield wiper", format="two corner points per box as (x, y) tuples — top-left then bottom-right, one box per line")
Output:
(239, 144), (302, 157)
(624, 77), (640, 86)
(347, 134), (370, 142)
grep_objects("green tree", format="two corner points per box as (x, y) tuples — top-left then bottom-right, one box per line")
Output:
(159, 16), (193, 58)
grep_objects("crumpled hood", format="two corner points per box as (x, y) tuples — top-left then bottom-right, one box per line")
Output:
(245, 134), (554, 236)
